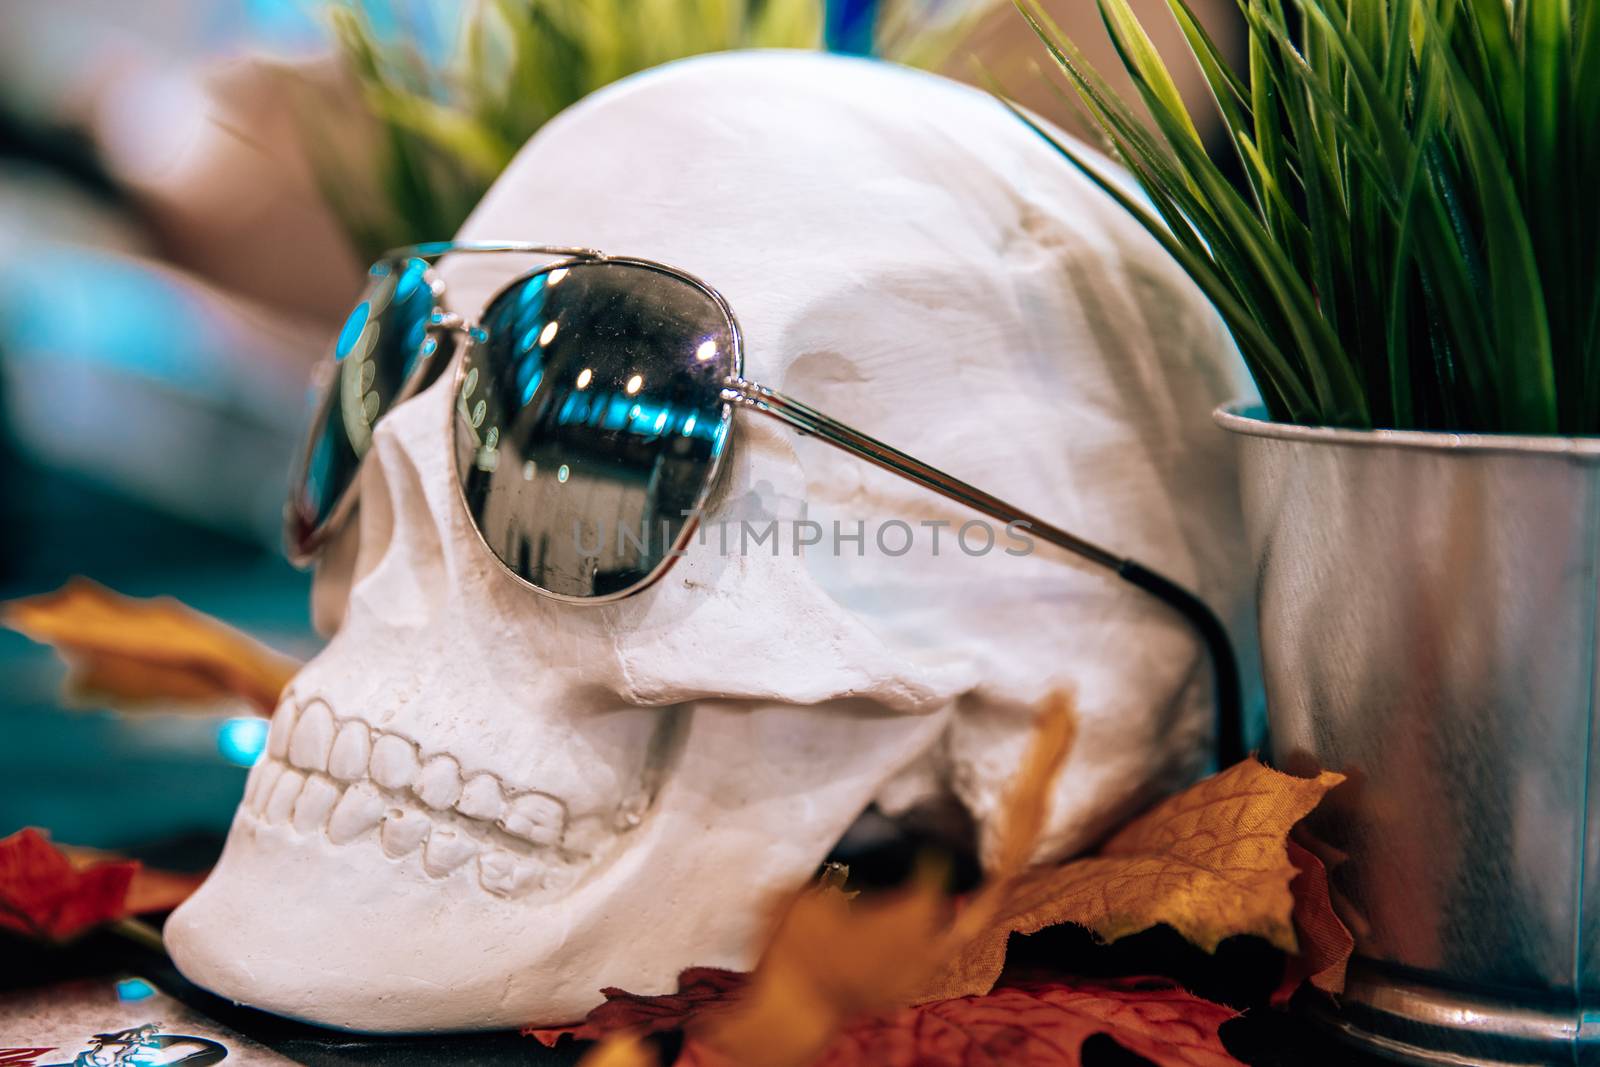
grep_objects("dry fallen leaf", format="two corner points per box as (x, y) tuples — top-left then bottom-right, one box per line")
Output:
(986, 693), (1081, 883)
(927, 759), (1346, 1001)
(0, 828), (201, 942)
(532, 701), (1344, 1067)
(686, 695), (1081, 1067)
(59, 844), (208, 917)
(813, 975), (1243, 1067)
(552, 972), (1243, 1067)
(3, 579), (301, 715)
(578, 1034), (658, 1067)
(547, 696), (1080, 1067)
(525, 968), (749, 1047)
(0, 829), (134, 942)
(1271, 840), (1354, 1004)
(691, 866), (953, 1067)
(0, 1050), (60, 1066)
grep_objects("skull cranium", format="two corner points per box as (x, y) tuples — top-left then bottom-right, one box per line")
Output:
(166, 51), (1253, 1032)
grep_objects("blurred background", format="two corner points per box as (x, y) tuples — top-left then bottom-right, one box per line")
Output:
(0, 0), (1242, 865)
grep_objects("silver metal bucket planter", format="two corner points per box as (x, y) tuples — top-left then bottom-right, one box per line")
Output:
(1216, 402), (1600, 1066)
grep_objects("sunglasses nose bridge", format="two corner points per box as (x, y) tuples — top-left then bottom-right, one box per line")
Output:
(434, 308), (502, 363)
(427, 308), (471, 338)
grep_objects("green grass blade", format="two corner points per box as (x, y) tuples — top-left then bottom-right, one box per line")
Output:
(1026, 0), (1588, 433)
(1095, 0), (1205, 149)
(1255, 0), (1348, 353)
(1018, 0), (1327, 395)
(1161, 0), (1290, 223)
(1420, 5), (1556, 428)
(1001, 97), (1317, 419)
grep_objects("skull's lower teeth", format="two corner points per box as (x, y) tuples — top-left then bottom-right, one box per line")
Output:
(243, 698), (639, 899)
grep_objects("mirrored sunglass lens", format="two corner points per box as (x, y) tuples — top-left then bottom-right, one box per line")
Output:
(454, 261), (736, 598)
(290, 256), (441, 551)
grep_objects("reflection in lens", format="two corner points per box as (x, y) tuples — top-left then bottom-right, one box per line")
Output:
(289, 256), (446, 556)
(454, 260), (736, 598)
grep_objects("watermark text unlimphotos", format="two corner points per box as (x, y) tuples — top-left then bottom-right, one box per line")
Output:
(572, 513), (1036, 559)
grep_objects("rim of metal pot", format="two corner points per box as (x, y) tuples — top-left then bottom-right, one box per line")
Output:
(1215, 400), (1600, 459)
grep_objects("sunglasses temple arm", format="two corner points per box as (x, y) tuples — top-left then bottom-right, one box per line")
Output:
(377, 241), (607, 263)
(724, 377), (1244, 767)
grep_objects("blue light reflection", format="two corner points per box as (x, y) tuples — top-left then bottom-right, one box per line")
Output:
(116, 978), (156, 1002)
(334, 302), (370, 361)
(217, 717), (269, 767)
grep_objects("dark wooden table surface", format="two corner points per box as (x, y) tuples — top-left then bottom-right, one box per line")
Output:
(3, 920), (1400, 1067)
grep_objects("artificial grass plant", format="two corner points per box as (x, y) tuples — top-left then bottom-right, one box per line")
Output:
(311, 0), (991, 262)
(1014, 0), (1599, 433)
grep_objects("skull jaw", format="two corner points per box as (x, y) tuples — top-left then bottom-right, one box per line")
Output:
(167, 700), (952, 1031)
(165, 812), (756, 1031)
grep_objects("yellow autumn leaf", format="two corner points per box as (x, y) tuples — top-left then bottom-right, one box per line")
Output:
(926, 758), (1346, 1001)
(984, 692), (1080, 884)
(578, 1033), (658, 1067)
(539, 695), (1347, 1066)
(688, 694), (1081, 1067)
(691, 866), (950, 1067)
(3, 579), (302, 715)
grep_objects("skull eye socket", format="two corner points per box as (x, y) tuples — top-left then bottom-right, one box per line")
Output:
(289, 256), (448, 559)
(452, 260), (738, 600)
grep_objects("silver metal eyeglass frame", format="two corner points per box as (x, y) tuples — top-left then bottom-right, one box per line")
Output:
(291, 242), (1244, 764)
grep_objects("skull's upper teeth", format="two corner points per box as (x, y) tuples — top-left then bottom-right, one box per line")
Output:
(457, 774), (505, 822)
(242, 700), (644, 899)
(416, 755), (463, 810)
(500, 793), (565, 846)
(267, 701), (296, 761)
(288, 701), (335, 773)
(328, 721), (372, 781)
(371, 735), (421, 790)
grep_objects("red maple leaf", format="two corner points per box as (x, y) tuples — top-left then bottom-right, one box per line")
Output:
(0, 1051), (58, 1067)
(0, 829), (206, 944)
(525, 968), (749, 1047)
(0, 828), (136, 941)
(519, 738), (1346, 1065)
(807, 975), (1243, 1067)
(535, 968), (1243, 1067)
(1272, 840), (1354, 1006)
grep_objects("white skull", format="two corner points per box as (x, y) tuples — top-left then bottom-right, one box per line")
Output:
(167, 51), (1253, 1032)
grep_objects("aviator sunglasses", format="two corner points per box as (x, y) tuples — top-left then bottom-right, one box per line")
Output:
(287, 243), (1243, 762)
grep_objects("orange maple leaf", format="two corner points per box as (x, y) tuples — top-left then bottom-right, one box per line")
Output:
(559, 699), (1349, 1067)
(690, 868), (954, 1067)
(926, 759), (1347, 1001)
(2, 579), (301, 715)
(670, 695), (1079, 1067)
